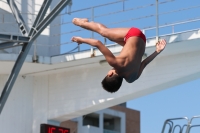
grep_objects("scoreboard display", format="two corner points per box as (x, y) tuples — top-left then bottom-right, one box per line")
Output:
(40, 124), (70, 133)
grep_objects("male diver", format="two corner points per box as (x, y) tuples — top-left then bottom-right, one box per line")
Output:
(71, 18), (167, 93)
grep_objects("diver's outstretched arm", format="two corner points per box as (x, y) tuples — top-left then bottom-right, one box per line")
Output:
(72, 37), (117, 67)
(136, 39), (167, 79)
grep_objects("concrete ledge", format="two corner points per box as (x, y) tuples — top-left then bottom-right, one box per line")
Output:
(0, 29), (200, 75)
(0, 53), (51, 64)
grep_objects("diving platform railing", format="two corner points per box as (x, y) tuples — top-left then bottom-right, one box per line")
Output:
(37, 0), (200, 54)
(1, 0), (200, 53)
(161, 115), (200, 133)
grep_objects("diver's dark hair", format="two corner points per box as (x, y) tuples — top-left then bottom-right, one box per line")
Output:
(101, 74), (123, 93)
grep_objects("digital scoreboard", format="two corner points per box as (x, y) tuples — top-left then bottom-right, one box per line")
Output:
(40, 124), (70, 133)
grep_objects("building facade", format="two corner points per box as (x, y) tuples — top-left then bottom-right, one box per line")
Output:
(60, 105), (140, 133)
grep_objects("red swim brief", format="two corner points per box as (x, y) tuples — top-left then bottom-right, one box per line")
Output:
(124, 27), (146, 43)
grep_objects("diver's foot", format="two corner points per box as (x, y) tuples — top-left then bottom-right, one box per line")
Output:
(72, 18), (89, 26)
(71, 36), (83, 44)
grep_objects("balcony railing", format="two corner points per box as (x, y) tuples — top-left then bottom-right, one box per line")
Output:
(104, 129), (120, 133)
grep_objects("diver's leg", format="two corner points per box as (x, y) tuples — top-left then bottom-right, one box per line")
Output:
(72, 18), (129, 43)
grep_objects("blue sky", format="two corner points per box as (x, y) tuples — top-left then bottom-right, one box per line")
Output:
(127, 79), (200, 133)
(60, 0), (200, 132)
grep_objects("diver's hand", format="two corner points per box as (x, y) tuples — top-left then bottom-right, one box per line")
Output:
(156, 39), (167, 53)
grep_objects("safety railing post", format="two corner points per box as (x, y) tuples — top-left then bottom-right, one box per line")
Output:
(172, 25), (174, 33)
(156, 0), (159, 42)
(33, 40), (38, 63)
(186, 115), (200, 133)
(122, 0), (125, 11)
(142, 29), (145, 35)
(78, 44), (80, 52)
(90, 7), (94, 56)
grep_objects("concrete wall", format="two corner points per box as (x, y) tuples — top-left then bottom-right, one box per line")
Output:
(32, 75), (49, 133)
(0, 75), (34, 133)
(0, 75), (49, 133)
(47, 48), (200, 122)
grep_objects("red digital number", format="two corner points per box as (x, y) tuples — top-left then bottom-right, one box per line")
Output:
(58, 128), (69, 133)
(59, 129), (69, 133)
(41, 124), (70, 133)
(48, 127), (56, 133)
(59, 128), (63, 133)
(64, 130), (69, 133)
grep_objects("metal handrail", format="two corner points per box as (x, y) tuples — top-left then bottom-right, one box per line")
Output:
(188, 125), (200, 133)
(27, 27), (200, 50)
(52, 15), (200, 38)
(165, 123), (173, 133)
(1, 0), (200, 56)
(161, 117), (189, 133)
(161, 116), (200, 133)
(186, 116), (200, 133)
(172, 125), (182, 133)
(181, 125), (187, 133)
(190, 115), (200, 124)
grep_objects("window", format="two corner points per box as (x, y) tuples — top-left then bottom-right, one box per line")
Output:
(83, 113), (99, 127)
(103, 114), (121, 132)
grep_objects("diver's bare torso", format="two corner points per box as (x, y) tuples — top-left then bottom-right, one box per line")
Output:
(114, 36), (146, 83)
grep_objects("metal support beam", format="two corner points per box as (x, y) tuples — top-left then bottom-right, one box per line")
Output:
(29, 0), (53, 37)
(29, 0), (52, 64)
(0, 42), (23, 50)
(30, 0), (72, 41)
(0, 0), (72, 114)
(0, 33), (29, 43)
(7, 0), (29, 36)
